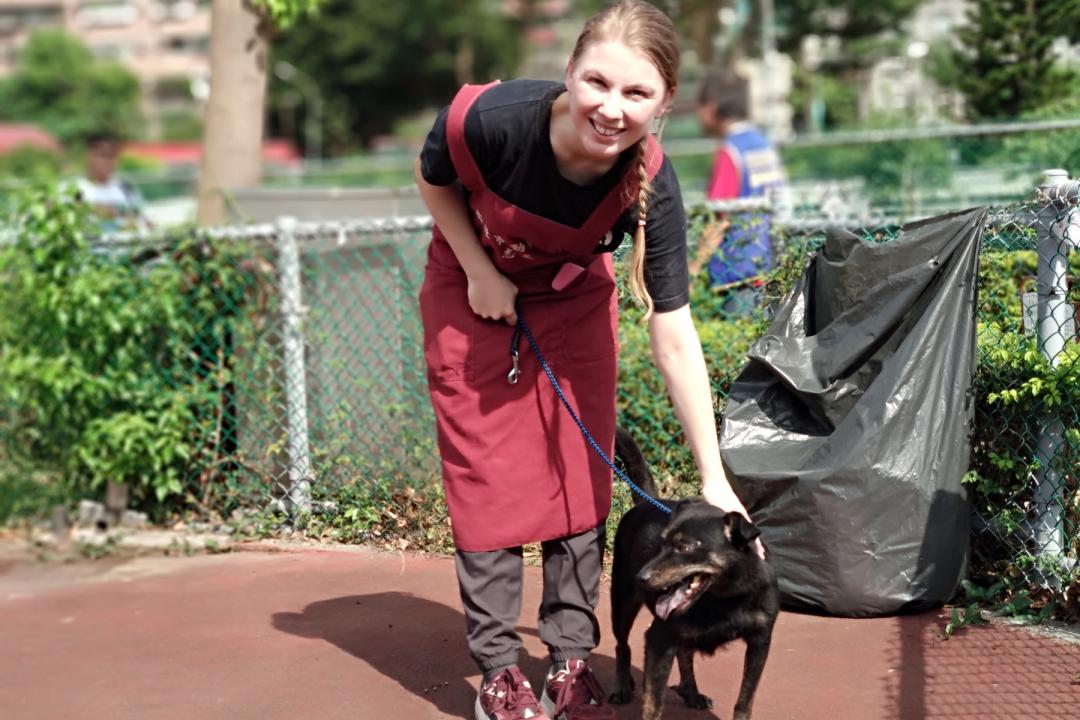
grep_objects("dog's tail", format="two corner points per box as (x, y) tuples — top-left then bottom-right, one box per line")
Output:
(614, 426), (659, 504)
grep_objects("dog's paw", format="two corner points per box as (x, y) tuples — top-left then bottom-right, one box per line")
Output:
(608, 685), (634, 705)
(673, 683), (712, 710)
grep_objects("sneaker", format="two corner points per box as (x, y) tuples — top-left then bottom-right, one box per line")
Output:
(475, 666), (550, 720)
(540, 659), (615, 720)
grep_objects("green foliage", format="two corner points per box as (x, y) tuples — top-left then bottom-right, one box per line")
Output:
(160, 110), (205, 143)
(783, 128), (953, 207)
(0, 469), (67, 524)
(943, 576), (1058, 638)
(615, 212), (809, 489)
(270, 0), (524, 150)
(617, 300), (760, 486)
(775, 0), (923, 67)
(116, 152), (164, 174)
(0, 29), (143, 145)
(1000, 90), (1080, 174)
(782, 111), (953, 203)
(946, 0), (1080, 121)
(0, 186), (257, 516)
(250, 0), (323, 28)
(965, 241), (1080, 599)
(0, 145), (63, 184)
(789, 69), (861, 133)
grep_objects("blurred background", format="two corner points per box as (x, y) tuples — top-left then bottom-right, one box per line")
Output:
(0, 0), (1077, 226)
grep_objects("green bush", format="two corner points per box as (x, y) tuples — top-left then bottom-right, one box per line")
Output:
(966, 241), (1080, 589)
(0, 145), (64, 184)
(0, 187), (257, 520)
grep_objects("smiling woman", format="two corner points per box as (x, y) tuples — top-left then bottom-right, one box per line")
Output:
(409, 2), (757, 719)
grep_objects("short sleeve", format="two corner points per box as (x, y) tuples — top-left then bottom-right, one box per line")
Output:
(419, 105), (457, 186)
(642, 160), (690, 313)
(419, 93), (503, 187)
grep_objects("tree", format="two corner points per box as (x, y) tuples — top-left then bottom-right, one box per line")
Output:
(774, 0), (923, 62)
(270, 0), (523, 153)
(1000, 91), (1080, 174)
(945, 0), (1080, 121)
(0, 29), (142, 145)
(196, 0), (321, 225)
(768, 1), (923, 132)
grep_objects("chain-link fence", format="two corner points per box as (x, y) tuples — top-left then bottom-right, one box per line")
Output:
(1, 182), (1078, 585)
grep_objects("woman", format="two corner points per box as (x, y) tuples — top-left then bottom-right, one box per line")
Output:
(415, 2), (755, 718)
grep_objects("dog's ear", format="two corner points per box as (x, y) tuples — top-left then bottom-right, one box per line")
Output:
(723, 512), (761, 550)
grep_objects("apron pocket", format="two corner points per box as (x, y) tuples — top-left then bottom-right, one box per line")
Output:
(420, 276), (476, 383)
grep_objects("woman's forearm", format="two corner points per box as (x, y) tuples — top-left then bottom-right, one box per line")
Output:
(648, 306), (741, 506)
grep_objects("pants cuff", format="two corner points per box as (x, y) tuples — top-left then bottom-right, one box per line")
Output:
(549, 648), (591, 664)
(478, 650), (520, 675)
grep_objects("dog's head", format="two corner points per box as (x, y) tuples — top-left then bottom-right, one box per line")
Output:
(636, 501), (761, 620)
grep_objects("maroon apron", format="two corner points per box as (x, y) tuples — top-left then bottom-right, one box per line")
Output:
(419, 82), (663, 552)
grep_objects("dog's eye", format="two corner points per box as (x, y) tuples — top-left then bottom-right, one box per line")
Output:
(676, 540), (699, 553)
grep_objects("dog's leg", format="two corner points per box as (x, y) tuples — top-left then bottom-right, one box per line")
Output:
(733, 631), (773, 720)
(641, 623), (677, 720)
(608, 568), (643, 704)
(673, 648), (712, 710)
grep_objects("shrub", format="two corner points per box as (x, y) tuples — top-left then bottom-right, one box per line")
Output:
(0, 186), (257, 519)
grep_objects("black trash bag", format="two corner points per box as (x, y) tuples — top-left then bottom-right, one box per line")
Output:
(720, 208), (987, 617)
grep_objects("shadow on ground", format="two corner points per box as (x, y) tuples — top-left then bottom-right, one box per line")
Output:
(272, 591), (725, 719)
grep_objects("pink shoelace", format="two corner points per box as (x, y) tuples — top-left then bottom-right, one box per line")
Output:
(480, 666), (546, 720)
(549, 660), (613, 720)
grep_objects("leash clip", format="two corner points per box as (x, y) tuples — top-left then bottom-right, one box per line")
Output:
(508, 314), (523, 385)
(507, 349), (520, 385)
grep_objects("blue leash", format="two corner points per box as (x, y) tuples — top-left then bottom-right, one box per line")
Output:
(509, 313), (672, 515)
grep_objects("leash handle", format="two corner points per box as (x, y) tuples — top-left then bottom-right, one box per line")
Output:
(513, 312), (672, 515)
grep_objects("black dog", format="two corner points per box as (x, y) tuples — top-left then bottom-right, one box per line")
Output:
(608, 427), (779, 720)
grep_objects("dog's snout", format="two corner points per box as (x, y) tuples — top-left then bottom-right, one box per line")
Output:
(636, 566), (653, 585)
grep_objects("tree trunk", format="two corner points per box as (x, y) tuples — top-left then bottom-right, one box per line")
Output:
(690, 2), (718, 67)
(196, 0), (269, 226)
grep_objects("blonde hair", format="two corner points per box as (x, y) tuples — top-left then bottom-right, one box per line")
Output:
(570, 0), (679, 319)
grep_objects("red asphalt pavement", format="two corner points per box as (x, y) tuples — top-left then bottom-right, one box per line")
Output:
(1, 543), (1079, 720)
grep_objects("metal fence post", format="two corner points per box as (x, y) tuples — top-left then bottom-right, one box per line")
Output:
(1032, 170), (1080, 562)
(276, 216), (312, 516)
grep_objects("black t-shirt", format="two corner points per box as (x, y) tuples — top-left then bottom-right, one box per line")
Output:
(420, 79), (689, 313)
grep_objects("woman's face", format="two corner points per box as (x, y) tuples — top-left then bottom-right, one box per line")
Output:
(564, 40), (672, 162)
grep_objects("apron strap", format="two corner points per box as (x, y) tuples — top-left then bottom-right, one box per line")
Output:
(446, 81), (500, 193)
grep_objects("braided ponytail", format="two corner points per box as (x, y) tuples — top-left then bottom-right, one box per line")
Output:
(629, 137), (654, 319)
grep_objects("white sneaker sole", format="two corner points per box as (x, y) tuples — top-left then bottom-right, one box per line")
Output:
(540, 688), (557, 719)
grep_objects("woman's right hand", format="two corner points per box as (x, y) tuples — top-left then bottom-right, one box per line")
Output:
(467, 266), (519, 325)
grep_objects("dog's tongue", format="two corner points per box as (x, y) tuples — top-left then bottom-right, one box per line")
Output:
(655, 583), (689, 620)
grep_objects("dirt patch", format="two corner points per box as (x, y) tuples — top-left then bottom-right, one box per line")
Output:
(0, 537), (241, 600)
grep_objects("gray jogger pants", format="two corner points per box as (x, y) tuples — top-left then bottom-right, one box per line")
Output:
(454, 525), (605, 674)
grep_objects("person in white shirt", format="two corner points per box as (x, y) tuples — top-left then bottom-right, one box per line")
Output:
(74, 132), (150, 233)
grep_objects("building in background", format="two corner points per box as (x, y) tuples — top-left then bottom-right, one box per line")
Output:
(863, 0), (969, 122)
(0, 0), (210, 139)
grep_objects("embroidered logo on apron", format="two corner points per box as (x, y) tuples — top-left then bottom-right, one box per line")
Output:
(475, 208), (535, 260)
